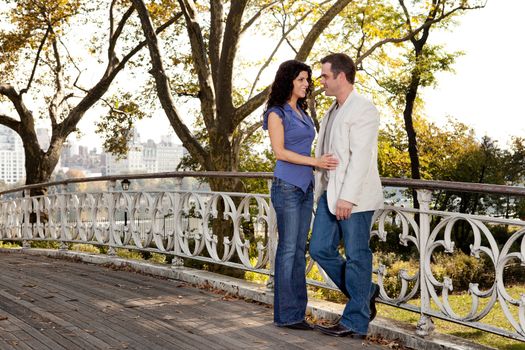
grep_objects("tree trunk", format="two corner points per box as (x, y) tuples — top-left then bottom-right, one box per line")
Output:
(23, 138), (61, 194)
(22, 137), (62, 227)
(403, 69), (422, 210)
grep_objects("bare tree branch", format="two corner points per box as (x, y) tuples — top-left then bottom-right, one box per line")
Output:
(0, 113), (21, 132)
(58, 8), (181, 139)
(354, 5), (368, 61)
(356, 3), (485, 65)
(21, 25), (51, 95)
(109, 5), (135, 58)
(247, 4), (325, 99)
(241, 120), (263, 144)
(216, 0), (249, 131)
(398, 0), (413, 32)
(209, 1), (223, 90)
(295, 0), (353, 61)
(231, 120), (263, 163)
(0, 84), (34, 126)
(129, 0), (212, 169)
(49, 34), (64, 128)
(241, 1), (279, 33)
(236, 0), (350, 126)
(178, 0), (215, 128)
(116, 13), (183, 72)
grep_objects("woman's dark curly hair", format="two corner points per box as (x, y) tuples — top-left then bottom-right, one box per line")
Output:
(264, 60), (312, 113)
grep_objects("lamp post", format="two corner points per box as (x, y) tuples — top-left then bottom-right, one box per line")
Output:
(121, 179), (130, 227)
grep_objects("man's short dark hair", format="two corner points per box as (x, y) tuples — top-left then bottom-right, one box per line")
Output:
(321, 53), (356, 84)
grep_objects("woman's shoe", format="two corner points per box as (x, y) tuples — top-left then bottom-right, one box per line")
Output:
(282, 320), (314, 330)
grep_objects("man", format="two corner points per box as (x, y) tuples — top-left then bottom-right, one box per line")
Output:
(310, 53), (384, 339)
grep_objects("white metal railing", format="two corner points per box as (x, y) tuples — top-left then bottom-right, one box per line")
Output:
(0, 172), (524, 342)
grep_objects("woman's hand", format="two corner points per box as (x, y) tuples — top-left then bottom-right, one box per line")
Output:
(316, 153), (339, 170)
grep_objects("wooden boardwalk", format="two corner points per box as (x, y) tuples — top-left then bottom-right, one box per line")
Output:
(0, 253), (392, 350)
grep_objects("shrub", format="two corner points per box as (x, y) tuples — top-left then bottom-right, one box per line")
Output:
(431, 251), (488, 291)
(374, 252), (418, 297)
(70, 244), (100, 254)
(0, 241), (21, 248)
(30, 240), (60, 249)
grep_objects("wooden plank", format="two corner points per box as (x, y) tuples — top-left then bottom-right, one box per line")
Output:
(0, 253), (389, 350)
(0, 264), (181, 350)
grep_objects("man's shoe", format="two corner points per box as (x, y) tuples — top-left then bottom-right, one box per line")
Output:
(315, 323), (366, 339)
(282, 320), (314, 330)
(369, 285), (380, 322)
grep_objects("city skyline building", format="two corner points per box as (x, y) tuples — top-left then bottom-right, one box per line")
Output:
(0, 126), (186, 186)
(0, 126), (25, 184)
(105, 130), (185, 176)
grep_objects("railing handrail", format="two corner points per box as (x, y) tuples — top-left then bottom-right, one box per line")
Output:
(1, 171), (524, 197)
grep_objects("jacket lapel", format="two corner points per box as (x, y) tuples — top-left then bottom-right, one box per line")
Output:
(328, 90), (358, 151)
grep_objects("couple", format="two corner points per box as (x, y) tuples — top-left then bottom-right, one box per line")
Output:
(263, 53), (384, 339)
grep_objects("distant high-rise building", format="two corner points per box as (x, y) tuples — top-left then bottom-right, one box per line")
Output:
(143, 139), (158, 173)
(157, 136), (184, 173)
(0, 126), (25, 184)
(105, 128), (145, 175)
(105, 131), (185, 175)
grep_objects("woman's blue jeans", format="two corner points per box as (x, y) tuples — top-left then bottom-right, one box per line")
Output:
(271, 178), (313, 326)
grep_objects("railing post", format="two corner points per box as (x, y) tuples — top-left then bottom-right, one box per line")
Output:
(59, 184), (69, 251)
(266, 179), (276, 291)
(172, 181), (184, 268)
(416, 189), (435, 336)
(22, 189), (31, 249)
(107, 180), (117, 257)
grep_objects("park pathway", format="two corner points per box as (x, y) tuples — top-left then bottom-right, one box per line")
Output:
(0, 253), (393, 350)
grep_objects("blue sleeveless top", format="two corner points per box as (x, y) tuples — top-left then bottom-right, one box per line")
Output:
(263, 103), (315, 192)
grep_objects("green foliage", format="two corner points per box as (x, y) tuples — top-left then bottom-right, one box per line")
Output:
(116, 248), (145, 260)
(30, 240), (60, 249)
(372, 250), (488, 296)
(307, 262), (347, 303)
(379, 117), (525, 223)
(374, 252), (418, 296)
(378, 116), (478, 180)
(95, 93), (148, 159)
(0, 241), (21, 248)
(70, 243), (100, 254)
(0, 0), (82, 79)
(431, 251), (488, 291)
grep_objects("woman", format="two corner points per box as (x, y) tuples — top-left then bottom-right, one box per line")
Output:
(263, 60), (338, 330)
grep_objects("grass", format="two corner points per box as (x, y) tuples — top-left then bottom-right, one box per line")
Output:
(251, 260), (525, 349)
(376, 285), (525, 350)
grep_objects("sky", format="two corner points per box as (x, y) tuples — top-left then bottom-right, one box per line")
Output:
(421, 0), (525, 147)
(3, 0), (524, 150)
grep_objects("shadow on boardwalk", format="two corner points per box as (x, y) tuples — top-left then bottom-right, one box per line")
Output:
(0, 253), (392, 350)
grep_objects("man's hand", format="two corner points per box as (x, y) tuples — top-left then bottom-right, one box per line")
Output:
(336, 199), (354, 220)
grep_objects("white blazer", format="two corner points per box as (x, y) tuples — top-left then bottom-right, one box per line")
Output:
(314, 90), (385, 214)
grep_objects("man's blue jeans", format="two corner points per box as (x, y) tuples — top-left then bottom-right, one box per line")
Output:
(310, 192), (376, 335)
(271, 178), (313, 326)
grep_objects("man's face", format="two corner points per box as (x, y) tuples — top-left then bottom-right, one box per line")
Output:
(320, 62), (339, 96)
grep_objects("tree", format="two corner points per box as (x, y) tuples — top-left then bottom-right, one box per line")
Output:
(129, 0), (461, 193)
(0, 0), (180, 194)
(371, 0), (485, 207)
(379, 117), (525, 251)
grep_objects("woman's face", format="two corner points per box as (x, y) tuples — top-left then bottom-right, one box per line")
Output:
(291, 71), (309, 100)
